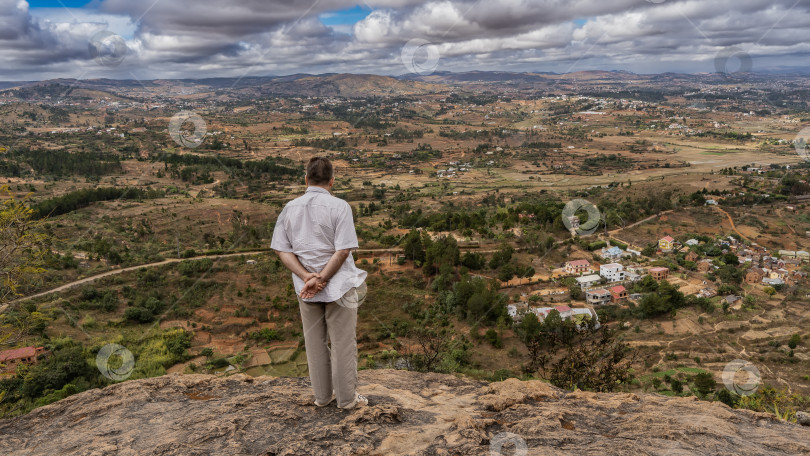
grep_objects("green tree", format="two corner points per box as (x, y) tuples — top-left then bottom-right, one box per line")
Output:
(0, 187), (49, 304)
(451, 274), (507, 324)
(460, 251), (486, 270)
(488, 243), (514, 269)
(402, 229), (426, 264)
(498, 262), (516, 282)
(693, 372), (717, 396)
(788, 334), (800, 350)
(670, 378), (683, 394)
(716, 388), (738, 408)
(638, 281), (685, 317)
(21, 343), (94, 398)
(424, 235), (460, 276)
(545, 325), (636, 392)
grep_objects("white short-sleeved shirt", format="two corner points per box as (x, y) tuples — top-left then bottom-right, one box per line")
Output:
(271, 186), (367, 303)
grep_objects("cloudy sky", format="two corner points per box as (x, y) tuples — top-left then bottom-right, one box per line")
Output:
(2, 0), (809, 81)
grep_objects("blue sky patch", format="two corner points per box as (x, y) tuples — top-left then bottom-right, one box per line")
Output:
(28, 0), (92, 7)
(319, 5), (373, 26)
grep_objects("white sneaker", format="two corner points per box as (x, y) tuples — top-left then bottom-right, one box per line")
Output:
(339, 393), (368, 410)
(314, 391), (335, 407)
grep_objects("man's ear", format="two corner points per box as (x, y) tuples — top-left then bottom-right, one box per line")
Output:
(329, 177), (335, 187)
(304, 175), (309, 186)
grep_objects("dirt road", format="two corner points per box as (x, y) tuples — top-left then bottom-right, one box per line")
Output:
(4, 251), (269, 307)
(710, 206), (749, 241)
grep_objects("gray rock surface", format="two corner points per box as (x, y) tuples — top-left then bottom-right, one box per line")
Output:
(798, 411), (810, 427)
(1, 369), (808, 455)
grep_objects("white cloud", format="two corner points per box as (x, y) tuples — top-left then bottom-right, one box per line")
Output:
(1, 0), (810, 80)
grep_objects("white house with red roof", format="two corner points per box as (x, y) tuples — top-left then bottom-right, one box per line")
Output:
(565, 259), (593, 275)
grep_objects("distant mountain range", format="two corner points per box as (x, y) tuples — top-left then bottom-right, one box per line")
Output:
(1, 70), (807, 100)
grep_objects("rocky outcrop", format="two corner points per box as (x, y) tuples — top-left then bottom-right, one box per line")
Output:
(1, 369), (807, 455)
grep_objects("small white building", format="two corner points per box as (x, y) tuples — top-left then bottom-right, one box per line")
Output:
(599, 263), (625, 283)
(575, 274), (602, 290)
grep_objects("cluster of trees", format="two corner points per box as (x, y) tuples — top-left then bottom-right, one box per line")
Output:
(397, 207), (491, 232)
(395, 198), (568, 235)
(635, 279), (686, 317)
(158, 153), (300, 181)
(272, 125), (309, 135)
(32, 187), (165, 218)
(2, 148), (121, 177)
(402, 231), (533, 284)
(323, 104), (393, 130)
(693, 130), (753, 141)
(293, 136), (349, 151)
(581, 154), (633, 171)
(401, 230), (461, 289)
(522, 141), (562, 149)
(444, 93), (503, 106)
(441, 274), (509, 325)
(387, 127), (425, 140)
(439, 129), (504, 140)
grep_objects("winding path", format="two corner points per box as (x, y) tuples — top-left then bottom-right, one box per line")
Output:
(607, 209), (675, 235)
(710, 206), (749, 241)
(4, 251), (270, 307)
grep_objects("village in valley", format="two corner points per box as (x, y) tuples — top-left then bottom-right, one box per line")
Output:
(506, 234), (808, 327)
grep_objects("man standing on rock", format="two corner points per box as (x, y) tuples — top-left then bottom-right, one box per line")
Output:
(271, 156), (369, 410)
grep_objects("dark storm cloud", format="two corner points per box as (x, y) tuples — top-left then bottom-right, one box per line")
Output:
(2, 0), (810, 80)
(0, 0), (103, 75)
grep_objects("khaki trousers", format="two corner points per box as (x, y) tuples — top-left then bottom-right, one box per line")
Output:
(297, 282), (365, 408)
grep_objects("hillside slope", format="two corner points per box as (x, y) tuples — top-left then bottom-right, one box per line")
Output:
(0, 369), (807, 455)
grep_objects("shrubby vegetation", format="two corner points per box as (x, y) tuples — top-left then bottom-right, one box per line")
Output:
(0, 330), (192, 417)
(517, 311), (635, 392)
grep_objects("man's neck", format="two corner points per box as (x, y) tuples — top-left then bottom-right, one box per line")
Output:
(308, 185), (331, 193)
